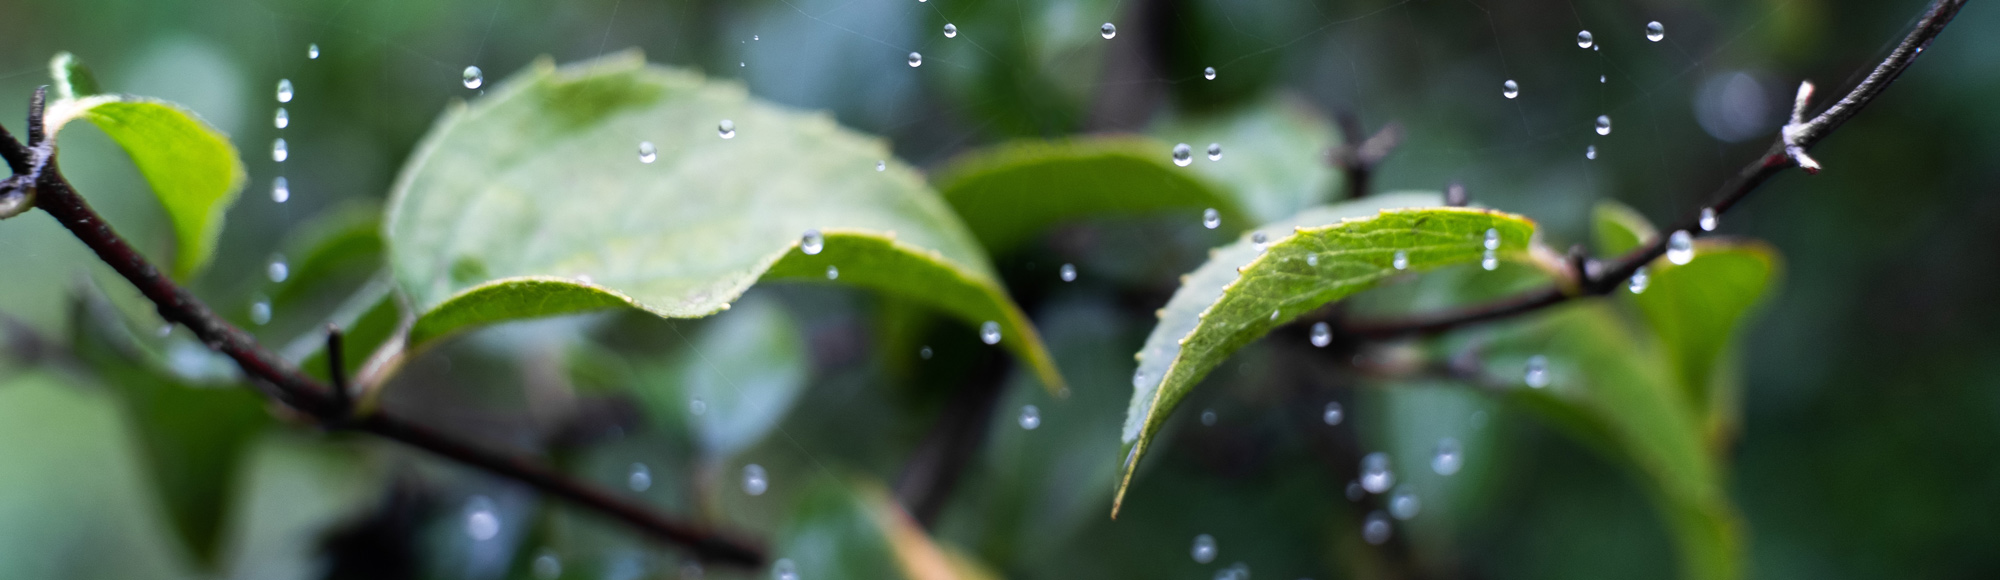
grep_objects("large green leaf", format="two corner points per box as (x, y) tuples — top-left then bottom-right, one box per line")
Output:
(383, 52), (1059, 389)
(775, 476), (981, 580)
(1633, 240), (1778, 443)
(43, 53), (247, 279)
(1148, 95), (1342, 221)
(1114, 193), (1538, 513)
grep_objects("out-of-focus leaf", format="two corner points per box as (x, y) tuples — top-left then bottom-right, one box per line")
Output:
(44, 52), (247, 279)
(1592, 200), (1657, 257)
(1632, 240), (1778, 443)
(925, 0), (1120, 136)
(269, 202), (385, 310)
(933, 137), (1252, 254)
(1149, 95), (1344, 221)
(626, 296), (808, 459)
(1116, 193), (1537, 513)
(383, 52), (1059, 390)
(775, 476), (972, 580)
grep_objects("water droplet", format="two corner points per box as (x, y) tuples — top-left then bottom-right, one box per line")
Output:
(1251, 231), (1268, 251)
(1363, 511), (1393, 545)
(1310, 322), (1332, 348)
(639, 141), (657, 163)
(718, 119), (736, 139)
(800, 230), (824, 255)
(1203, 208), (1221, 229)
(1596, 115), (1613, 135)
(943, 23), (957, 38)
(1629, 266), (1651, 294)
(1201, 409), (1217, 426)
(1577, 30), (1595, 48)
(980, 321), (1002, 345)
(1207, 143), (1223, 161)
(1132, 368), (1149, 389)
(267, 256), (289, 283)
(1601, 74), (1608, 84)
(307, 44), (320, 60)
(1204, 66), (1217, 80)
(1484, 228), (1501, 250)
(1018, 405), (1041, 430)
(1667, 229), (1695, 264)
(464, 495), (500, 541)
(1432, 437), (1463, 475)
(1323, 401), (1344, 425)
(533, 550), (562, 579)
(250, 298), (272, 325)
(628, 463), (652, 492)
(1646, 21), (1666, 42)
(1699, 207), (1718, 231)
(1100, 23), (1117, 39)
(753, 35), (761, 41)
(1269, 310), (1280, 322)
(876, 160), (886, 172)
(1390, 487), (1421, 520)
(919, 346), (933, 360)
(276, 79), (293, 103)
(816, 265), (834, 280)
(907, 52), (923, 67)
(271, 177), (290, 203)
(274, 108), (289, 129)
(1360, 452), (1394, 493)
(1392, 250), (1409, 271)
(1191, 534), (1217, 564)
(742, 464), (769, 496)
(772, 558), (798, 580)
(1172, 143), (1193, 166)
(1586, 145), (1598, 160)
(1524, 355), (1550, 388)
(1503, 79), (1520, 99)
(1307, 254), (1319, 266)
(1346, 481), (1365, 501)
(462, 66), (484, 89)
(1482, 248), (1498, 271)
(691, 397), (707, 415)
(1059, 263), (1077, 282)
(272, 138), (289, 162)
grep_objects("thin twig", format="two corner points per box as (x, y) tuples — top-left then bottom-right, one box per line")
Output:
(1344, 0), (1966, 339)
(325, 325), (352, 417)
(7, 102), (767, 567)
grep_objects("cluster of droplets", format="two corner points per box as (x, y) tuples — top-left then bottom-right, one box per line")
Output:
(1481, 228), (1500, 271)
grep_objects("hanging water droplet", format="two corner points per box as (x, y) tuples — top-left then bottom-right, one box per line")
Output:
(943, 23), (957, 38)
(1018, 405), (1041, 430)
(1360, 452), (1394, 493)
(1191, 534), (1218, 564)
(1576, 30), (1595, 48)
(772, 558), (798, 580)
(1596, 115), (1613, 135)
(250, 297), (272, 325)
(464, 495), (500, 541)
(1432, 437), (1463, 475)
(307, 44), (321, 60)
(1667, 229), (1695, 264)
(1392, 250), (1409, 271)
(980, 321), (1002, 345)
(267, 255), (289, 283)
(1202, 208), (1221, 229)
(1172, 143), (1193, 167)
(1323, 401), (1344, 425)
(271, 177), (290, 203)
(462, 66), (484, 89)
(876, 160), (886, 172)
(691, 397), (707, 415)
(1389, 487), (1422, 520)
(1059, 263), (1077, 282)
(1363, 511), (1393, 545)
(1201, 409), (1217, 426)
(1251, 231), (1268, 251)
(1503, 79), (1520, 99)
(1586, 145), (1598, 160)
(800, 230), (824, 255)
(272, 138), (289, 162)
(1699, 207), (1718, 231)
(1524, 354), (1550, 388)
(920, 345), (933, 360)
(1204, 66), (1217, 80)
(718, 119), (736, 139)
(274, 108), (289, 129)
(907, 52), (923, 67)
(1206, 143), (1223, 161)
(1629, 266), (1651, 294)
(1483, 228), (1501, 250)
(1482, 248), (1499, 271)
(628, 463), (652, 492)
(742, 464), (769, 496)
(824, 265), (838, 280)
(1100, 23), (1117, 39)
(532, 550), (562, 580)
(1646, 21), (1666, 42)
(639, 141), (657, 163)
(1310, 322), (1332, 348)
(1132, 368), (1149, 389)
(276, 79), (293, 103)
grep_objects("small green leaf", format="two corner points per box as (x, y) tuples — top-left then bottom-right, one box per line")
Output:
(776, 476), (973, 580)
(384, 52), (1060, 389)
(1114, 193), (1537, 513)
(1592, 199), (1658, 257)
(628, 296), (809, 459)
(44, 53), (247, 279)
(1632, 239), (1778, 441)
(1148, 95), (1343, 220)
(934, 137), (1253, 254)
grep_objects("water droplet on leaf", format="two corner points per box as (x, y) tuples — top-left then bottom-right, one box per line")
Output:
(1629, 266), (1651, 294)
(267, 256), (288, 283)
(1484, 228), (1500, 250)
(1482, 248), (1498, 271)
(1393, 250), (1409, 270)
(1172, 143), (1193, 166)
(824, 265), (838, 280)
(1667, 230), (1695, 264)
(307, 44), (320, 60)
(800, 230), (824, 255)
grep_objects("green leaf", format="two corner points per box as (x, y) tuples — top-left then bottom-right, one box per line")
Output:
(776, 476), (975, 580)
(1114, 192), (1538, 513)
(1148, 95), (1343, 220)
(44, 52), (248, 279)
(933, 137), (1253, 254)
(628, 296), (809, 459)
(1632, 239), (1778, 442)
(1591, 199), (1658, 257)
(383, 52), (1060, 390)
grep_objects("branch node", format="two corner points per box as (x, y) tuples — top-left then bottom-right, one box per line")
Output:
(1781, 80), (1823, 174)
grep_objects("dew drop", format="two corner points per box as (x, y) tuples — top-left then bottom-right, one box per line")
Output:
(1100, 23), (1117, 39)
(1310, 322), (1332, 348)
(1204, 66), (1217, 80)
(1390, 487), (1422, 520)
(943, 23), (957, 38)
(1699, 207), (1718, 231)
(1646, 21), (1666, 42)
(639, 141), (657, 163)
(920, 345), (933, 360)
(1307, 254), (1319, 266)
(753, 35), (760, 41)
(1172, 143), (1193, 167)
(1207, 143), (1222, 161)
(1432, 437), (1464, 475)
(876, 160), (886, 172)
(1269, 309), (1280, 322)
(691, 397), (707, 415)
(1059, 263), (1077, 282)
(1600, 74), (1607, 83)
(1360, 452), (1394, 493)
(1482, 248), (1498, 271)
(800, 230), (824, 255)
(1363, 511), (1393, 545)
(307, 44), (320, 60)
(825, 265), (838, 280)
(1393, 250), (1409, 271)
(464, 495), (500, 541)
(274, 108), (289, 129)
(1191, 534), (1217, 564)
(1503, 79), (1520, 99)
(772, 558), (798, 580)
(742, 464), (769, 496)
(271, 177), (290, 203)
(907, 52), (923, 67)
(1667, 229), (1695, 264)
(1203, 208), (1221, 229)
(1018, 405), (1041, 430)
(462, 66), (484, 89)
(250, 297), (272, 325)
(272, 138), (289, 162)
(1596, 115), (1613, 136)
(719, 119), (736, 139)
(1201, 409), (1217, 426)
(1577, 30), (1595, 48)
(276, 79), (293, 103)
(1586, 145), (1598, 160)
(1483, 228), (1501, 250)
(1524, 355), (1550, 388)
(532, 550), (562, 580)
(1251, 231), (1268, 251)
(1629, 266), (1651, 294)
(628, 463), (652, 492)
(980, 320), (1002, 345)
(1132, 368), (1149, 389)
(1323, 402), (1344, 426)
(267, 255), (289, 283)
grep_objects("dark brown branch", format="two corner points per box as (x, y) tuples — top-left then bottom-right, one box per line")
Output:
(1344, 0), (1966, 340)
(10, 107), (766, 567)
(1331, 112), (1404, 200)
(325, 325), (352, 416)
